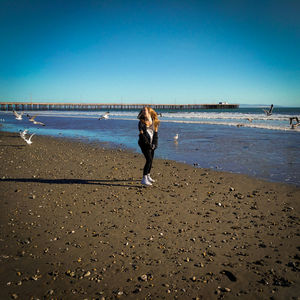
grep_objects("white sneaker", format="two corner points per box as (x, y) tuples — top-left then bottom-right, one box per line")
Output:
(141, 175), (152, 186)
(147, 174), (155, 183)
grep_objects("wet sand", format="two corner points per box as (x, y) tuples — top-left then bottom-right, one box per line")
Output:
(0, 131), (299, 299)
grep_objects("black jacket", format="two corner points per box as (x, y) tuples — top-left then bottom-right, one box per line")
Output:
(138, 121), (158, 150)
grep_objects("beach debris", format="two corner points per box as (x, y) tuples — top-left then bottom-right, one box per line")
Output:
(234, 193), (244, 199)
(65, 270), (76, 277)
(220, 270), (237, 282)
(84, 271), (91, 277)
(133, 286), (142, 293)
(139, 274), (148, 281)
(258, 278), (269, 285)
(46, 290), (54, 296)
(48, 271), (59, 280)
(30, 273), (42, 281)
(216, 286), (231, 293)
(273, 276), (293, 287)
(117, 290), (124, 297)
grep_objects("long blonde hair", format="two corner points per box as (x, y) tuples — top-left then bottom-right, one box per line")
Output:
(137, 106), (160, 130)
(147, 107), (160, 130)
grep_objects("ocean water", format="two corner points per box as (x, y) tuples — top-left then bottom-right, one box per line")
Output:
(1, 106), (299, 186)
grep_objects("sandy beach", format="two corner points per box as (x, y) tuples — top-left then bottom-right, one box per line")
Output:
(0, 130), (299, 299)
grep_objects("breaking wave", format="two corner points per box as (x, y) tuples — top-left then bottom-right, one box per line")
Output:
(2, 110), (299, 132)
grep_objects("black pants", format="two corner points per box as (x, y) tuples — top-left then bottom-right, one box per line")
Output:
(140, 146), (155, 176)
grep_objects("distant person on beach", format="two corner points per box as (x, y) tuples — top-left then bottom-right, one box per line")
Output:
(137, 106), (160, 186)
(289, 117), (299, 129)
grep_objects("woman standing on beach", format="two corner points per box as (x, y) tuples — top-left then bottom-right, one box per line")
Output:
(137, 106), (160, 186)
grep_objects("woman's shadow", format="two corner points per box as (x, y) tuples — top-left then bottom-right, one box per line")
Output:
(1, 177), (141, 188)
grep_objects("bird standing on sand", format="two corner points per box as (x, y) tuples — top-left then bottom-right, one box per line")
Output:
(98, 112), (110, 120)
(27, 114), (45, 126)
(13, 110), (24, 120)
(263, 104), (274, 116)
(21, 133), (35, 145)
(174, 134), (179, 141)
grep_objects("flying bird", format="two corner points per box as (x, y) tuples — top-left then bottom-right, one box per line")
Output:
(263, 104), (274, 116)
(27, 114), (45, 126)
(98, 112), (110, 120)
(19, 129), (29, 139)
(13, 110), (24, 120)
(21, 133), (35, 145)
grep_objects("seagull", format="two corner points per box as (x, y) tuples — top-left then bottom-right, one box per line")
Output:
(19, 129), (29, 139)
(21, 133), (35, 145)
(174, 134), (179, 141)
(27, 114), (45, 126)
(98, 112), (110, 120)
(263, 104), (274, 116)
(13, 110), (24, 120)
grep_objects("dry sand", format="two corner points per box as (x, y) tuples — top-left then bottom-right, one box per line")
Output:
(0, 131), (299, 299)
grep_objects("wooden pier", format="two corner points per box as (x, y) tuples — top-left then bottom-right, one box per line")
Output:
(0, 102), (239, 111)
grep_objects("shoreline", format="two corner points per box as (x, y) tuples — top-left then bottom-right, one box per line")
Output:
(2, 106), (300, 187)
(0, 131), (299, 299)
(2, 127), (300, 187)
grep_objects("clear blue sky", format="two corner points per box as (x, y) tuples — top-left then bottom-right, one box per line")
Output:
(0, 0), (299, 106)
